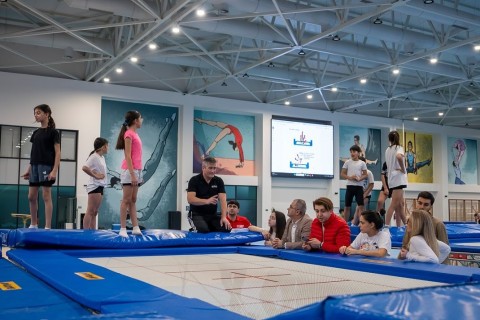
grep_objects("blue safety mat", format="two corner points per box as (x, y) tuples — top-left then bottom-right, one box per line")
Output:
(1, 228), (263, 249)
(6, 249), (249, 319)
(0, 257), (91, 319)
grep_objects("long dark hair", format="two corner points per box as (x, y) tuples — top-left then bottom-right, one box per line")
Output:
(361, 210), (384, 230)
(89, 137), (108, 156)
(115, 110), (141, 150)
(35, 104), (56, 129)
(270, 210), (286, 239)
(388, 130), (401, 147)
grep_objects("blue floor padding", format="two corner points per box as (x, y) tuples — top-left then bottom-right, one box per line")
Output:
(6, 249), (249, 319)
(0, 258), (91, 319)
(1, 228), (264, 249)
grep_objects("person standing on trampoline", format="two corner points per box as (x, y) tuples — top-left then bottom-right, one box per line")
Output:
(82, 137), (109, 230)
(22, 104), (61, 229)
(116, 110), (144, 238)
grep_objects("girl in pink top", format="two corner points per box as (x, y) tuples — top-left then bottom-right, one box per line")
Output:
(115, 110), (143, 238)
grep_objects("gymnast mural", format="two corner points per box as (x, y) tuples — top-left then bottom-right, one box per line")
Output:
(405, 140), (432, 174)
(100, 99), (178, 229)
(448, 137), (477, 185)
(401, 131), (433, 183)
(193, 110), (255, 176)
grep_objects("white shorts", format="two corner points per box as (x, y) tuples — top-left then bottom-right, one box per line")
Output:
(120, 169), (144, 185)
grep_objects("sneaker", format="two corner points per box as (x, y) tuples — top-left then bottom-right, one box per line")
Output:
(119, 228), (128, 238)
(132, 226), (142, 235)
(28, 225), (38, 229)
(44, 227), (50, 230)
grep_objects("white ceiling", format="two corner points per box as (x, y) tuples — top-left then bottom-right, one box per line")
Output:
(1, 0), (480, 129)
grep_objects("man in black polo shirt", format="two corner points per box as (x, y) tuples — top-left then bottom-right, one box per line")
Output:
(187, 156), (231, 233)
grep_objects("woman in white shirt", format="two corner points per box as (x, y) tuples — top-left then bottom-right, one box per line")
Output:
(82, 137), (109, 229)
(340, 210), (391, 257)
(399, 209), (451, 264)
(249, 209), (286, 246)
(384, 130), (408, 227)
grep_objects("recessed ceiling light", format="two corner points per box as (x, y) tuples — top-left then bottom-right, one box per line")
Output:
(468, 107), (473, 111)
(413, 117), (418, 121)
(148, 43), (157, 50)
(307, 94), (313, 99)
(130, 56), (138, 63)
(285, 101), (290, 105)
(331, 87), (338, 92)
(103, 77), (110, 83)
(115, 67), (123, 74)
(360, 78), (367, 84)
(438, 112), (444, 116)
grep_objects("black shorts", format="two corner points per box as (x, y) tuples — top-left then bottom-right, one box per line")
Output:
(29, 164), (55, 187)
(389, 185), (406, 198)
(88, 186), (104, 195)
(380, 186), (392, 199)
(345, 185), (364, 206)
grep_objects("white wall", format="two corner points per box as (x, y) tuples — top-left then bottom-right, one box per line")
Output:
(2, 71), (480, 229)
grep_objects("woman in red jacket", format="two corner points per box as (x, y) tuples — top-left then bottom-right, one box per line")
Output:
(303, 197), (351, 253)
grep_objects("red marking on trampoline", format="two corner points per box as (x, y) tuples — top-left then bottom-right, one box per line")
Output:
(225, 279), (349, 291)
(212, 271), (291, 282)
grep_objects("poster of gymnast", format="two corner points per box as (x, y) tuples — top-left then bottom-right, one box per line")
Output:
(100, 98), (178, 229)
(339, 125), (382, 179)
(193, 110), (255, 176)
(399, 130), (433, 183)
(447, 137), (477, 185)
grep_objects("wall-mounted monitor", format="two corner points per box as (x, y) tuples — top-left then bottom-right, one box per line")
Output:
(271, 115), (334, 179)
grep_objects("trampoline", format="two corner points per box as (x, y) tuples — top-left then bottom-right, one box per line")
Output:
(2, 228), (480, 319)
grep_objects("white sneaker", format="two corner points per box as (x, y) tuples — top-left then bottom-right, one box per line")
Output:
(132, 226), (142, 235)
(119, 228), (128, 238)
(44, 227), (50, 230)
(28, 225), (38, 229)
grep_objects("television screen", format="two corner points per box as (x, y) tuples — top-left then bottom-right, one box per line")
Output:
(271, 115), (334, 179)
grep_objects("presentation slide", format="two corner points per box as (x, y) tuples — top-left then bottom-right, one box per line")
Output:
(271, 116), (334, 178)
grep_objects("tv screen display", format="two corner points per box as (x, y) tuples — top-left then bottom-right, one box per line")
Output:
(271, 116), (334, 179)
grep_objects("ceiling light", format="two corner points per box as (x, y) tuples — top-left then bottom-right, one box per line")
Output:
(63, 46), (75, 60)
(307, 94), (313, 99)
(298, 49), (306, 56)
(413, 117), (418, 121)
(221, 81), (227, 87)
(242, 73), (249, 78)
(392, 68), (400, 75)
(202, 89), (208, 95)
(332, 35), (340, 41)
(331, 87), (338, 92)
(115, 67), (123, 74)
(148, 43), (157, 50)
(360, 78), (367, 84)
(373, 18), (383, 25)
(268, 62), (275, 68)
(465, 123), (469, 126)
(469, 81), (475, 87)
(285, 101), (290, 105)
(196, 9), (206, 17)
(423, 0), (434, 4)
(103, 77), (110, 83)
(475, 45), (480, 51)
(435, 90), (440, 94)
(468, 107), (473, 111)
(404, 42), (415, 55)
(130, 56), (138, 63)
(172, 26), (180, 34)
(353, 109), (358, 113)
(438, 112), (444, 116)
(430, 57), (438, 64)
(378, 103), (383, 108)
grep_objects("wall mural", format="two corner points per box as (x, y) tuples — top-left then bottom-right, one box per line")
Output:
(193, 110), (255, 176)
(447, 137), (478, 185)
(99, 98), (178, 229)
(400, 130), (433, 183)
(339, 125), (382, 180)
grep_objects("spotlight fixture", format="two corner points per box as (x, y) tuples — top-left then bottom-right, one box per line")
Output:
(475, 45), (480, 51)
(353, 109), (358, 113)
(469, 82), (475, 87)
(63, 46), (75, 60)
(468, 107), (473, 111)
(196, 9), (206, 17)
(435, 90), (440, 95)
(413, 117), (419, 121)
(430, 57), (438, 64)
(392, 68), (400, 75)
(221, 81), (227, 87)
(438, 112), (444, 116)
(373, 17), (383, 25)
(148, 43), (157, 50)
(331, 87), (338, 92)
(332, 35), (340, 41)
(242, 73), (249, 78)
(130, 56), (138, 63)
(360, 78), (367, 84)
(103, 77), (110, 83)
(284, 101), (290, 106)
(465, 123), (469, 126)
(307, 94), (313, 100)
(171, 26), (180, 34)
(268, 62), (275, 68)
(423, 0), (434, 4)
(202, 89), (208, 95)
(115, 67), (123, 74)
(298, 49), (306, 56)
(378, 103), (383, 108)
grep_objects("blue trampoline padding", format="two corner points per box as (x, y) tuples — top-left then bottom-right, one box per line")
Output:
(1, 228), (264, 249)
(6, 249), (248, 320)
(0, 258), (91, 320)
(323, 282), (480, 320)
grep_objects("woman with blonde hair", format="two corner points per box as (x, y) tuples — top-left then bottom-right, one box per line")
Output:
(399, 209), (450, 263)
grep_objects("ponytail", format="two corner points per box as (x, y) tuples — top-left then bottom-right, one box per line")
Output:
(34, 104), (56, 129)
(115, 110), (141, 150)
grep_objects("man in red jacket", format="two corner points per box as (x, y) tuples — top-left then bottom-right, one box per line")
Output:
(226, 200), (251, 229)
(303, 197), (351, 253)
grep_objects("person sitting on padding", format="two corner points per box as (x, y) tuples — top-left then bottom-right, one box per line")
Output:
(339, 210), (391, 257)
(249, 209), (286, 246)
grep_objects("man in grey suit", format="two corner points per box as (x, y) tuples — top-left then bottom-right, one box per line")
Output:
(272, 199), (313, 249)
